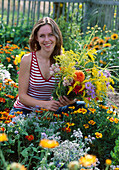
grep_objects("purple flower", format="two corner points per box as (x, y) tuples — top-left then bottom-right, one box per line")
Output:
(104, 70), (111, 77)
(14, 131), (19, 134)
(90, 92), (96, 99)
(41, 132), (47, 139)
(85, 82), (93, 90)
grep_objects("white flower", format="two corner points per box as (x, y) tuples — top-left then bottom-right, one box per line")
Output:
(8, 64), (13, 68)
(0, 67), (11, 80)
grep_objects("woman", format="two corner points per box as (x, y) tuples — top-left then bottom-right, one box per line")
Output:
(10, 17), (83, 115)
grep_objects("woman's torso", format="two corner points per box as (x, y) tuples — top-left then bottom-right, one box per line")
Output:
(14, 51), (59, 111)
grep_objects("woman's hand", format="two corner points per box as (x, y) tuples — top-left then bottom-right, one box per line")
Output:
(43, 100), (61, 112)
(58, 96), (77, 107)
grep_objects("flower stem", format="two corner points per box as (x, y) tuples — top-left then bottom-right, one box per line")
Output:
(0, 148), (7, 168)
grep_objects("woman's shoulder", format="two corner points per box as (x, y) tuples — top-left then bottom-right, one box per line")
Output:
(21, 52), (32, 64)
(19, 53), (33, 70)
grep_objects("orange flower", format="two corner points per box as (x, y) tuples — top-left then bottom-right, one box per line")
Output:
(111, 33), (118, 40)
(0, 98), (5, 103)
(88, 120), (96, 125)
(95, 132), (102, 138)
(0, 133), (8, 142)
(25, 135), (34, 141)
(79, 154), (97, 167)
(88, 108), (96, 114)
(105, 159), (112, 165)
(39, 139), (59, 148)
(4, 120), (12, 124)
(74, 70), (85, 82)
(0, 127), (5, 131)
(83, 124), (89, 129)
(99, 60), (107, 65)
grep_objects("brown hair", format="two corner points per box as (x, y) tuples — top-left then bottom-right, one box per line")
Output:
(29, 17), (63, 62)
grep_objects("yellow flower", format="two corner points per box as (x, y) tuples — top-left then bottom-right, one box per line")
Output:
(0, 133), (8, 142)
(95, 132), (102, 138)
(79, 154), (97, 167)
(82, 108), (87, 114)
(111, 33), (118, 40)
(103, 43), (111, 48)
(60, 3), (63, 7)
(68, 106), (75, 109)
(66, 122), (75, 128)
(88, 120), (96, 125)
(103, 25), (106, 31)
(114, 12), (116, 18)
(39, 139), (59, 148)
(105, 159), (112, 165)
(79, 3), (82, 9)
(83, 124), (89, 129)
(107, 110), (113, 114)
(114, 118), (119, 124)
(88, 108), (96, 114)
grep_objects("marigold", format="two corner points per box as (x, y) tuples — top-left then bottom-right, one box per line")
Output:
(83, 124), (89, 129)
(79, 154), (97, 167)
(0, 127), (5, 131)
(0, 133), (8, 142)
(88, 120), (96, 125)
(39, 139), (59, 148)
(95, 132), (102, 138)
(25, 135), (34, 141)
(105, 159), (112, 165)
(74, 70), (85, 82)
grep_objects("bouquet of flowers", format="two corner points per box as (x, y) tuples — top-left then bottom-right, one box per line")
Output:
(50, 48), (115, 107)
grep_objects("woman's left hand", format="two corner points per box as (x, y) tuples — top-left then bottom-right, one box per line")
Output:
(58, 96), (76, 107)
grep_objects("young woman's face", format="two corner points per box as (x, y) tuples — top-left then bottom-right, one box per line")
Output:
(36, 24), (56, 53)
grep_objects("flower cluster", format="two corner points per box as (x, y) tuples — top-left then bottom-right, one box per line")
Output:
(0, 42), (29, 81)
(50, 48), (115, 107)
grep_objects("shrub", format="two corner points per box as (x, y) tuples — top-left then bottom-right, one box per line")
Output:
(111, 136), (119, 165)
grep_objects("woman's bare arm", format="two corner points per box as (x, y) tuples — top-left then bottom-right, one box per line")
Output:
(18, 53), (61, 111)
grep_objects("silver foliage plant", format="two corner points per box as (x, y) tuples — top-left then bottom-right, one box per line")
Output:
(51, 128), (90, 164)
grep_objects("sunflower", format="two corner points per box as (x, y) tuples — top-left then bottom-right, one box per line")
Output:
(105, 37), (110, 43)
(103, 43), (111, 48)
(111, 33), (118, 40)
(87, 43), (93, 49)
(91, 36), (99, 42)
(96, 39), (105, 46)
(93, 45), (101, 50)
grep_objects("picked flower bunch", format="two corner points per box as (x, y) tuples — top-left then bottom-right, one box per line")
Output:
(50, 48), (115, 107)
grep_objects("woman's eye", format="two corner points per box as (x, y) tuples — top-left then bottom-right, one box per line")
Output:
(40, 35), (44, 37)
(49, 33), (53, 36)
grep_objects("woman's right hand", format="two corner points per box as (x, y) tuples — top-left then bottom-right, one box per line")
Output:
(43, 100), (61, 111)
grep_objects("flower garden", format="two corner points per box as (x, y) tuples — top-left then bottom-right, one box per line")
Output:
(0, 16), (119, 170)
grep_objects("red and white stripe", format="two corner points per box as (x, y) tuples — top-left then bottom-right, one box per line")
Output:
(14, 52), (59, 111)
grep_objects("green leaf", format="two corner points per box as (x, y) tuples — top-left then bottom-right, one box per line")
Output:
(32, 147), (38, 153)
(21, 148), (28, 157)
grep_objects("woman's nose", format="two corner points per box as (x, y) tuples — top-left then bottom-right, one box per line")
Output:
(45, 35), (49, 41)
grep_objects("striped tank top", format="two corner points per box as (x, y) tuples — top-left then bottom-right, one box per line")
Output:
(14, 52), (59, 111)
